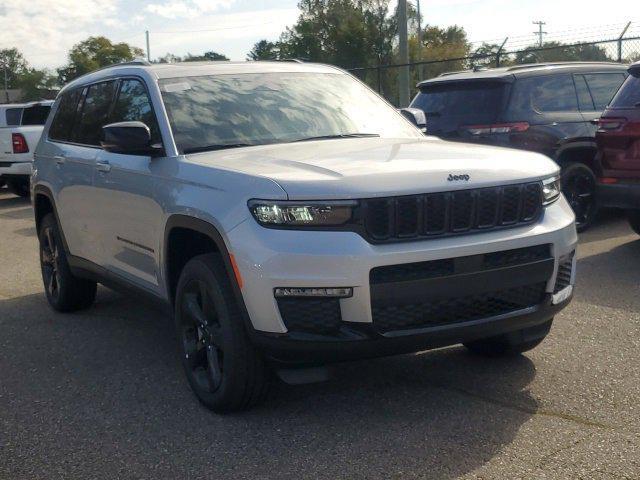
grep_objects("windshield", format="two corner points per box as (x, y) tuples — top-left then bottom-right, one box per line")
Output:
(159, 72), (421, 154)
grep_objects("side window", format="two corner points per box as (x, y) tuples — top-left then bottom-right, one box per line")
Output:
(74, 81), (117, 146)
(21, 105), (51, 126)
(583, 73), (627, 110)
(111, 79), (161, 145)
(5, 108), (23, 126)
(49, 90), (82, 142)
(510, 75), (579, 114)
(574, 75), (595, 111)
(610, 75), (640, 108)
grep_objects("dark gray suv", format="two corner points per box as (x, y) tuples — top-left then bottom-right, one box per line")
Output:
(411, 62), (629, 231)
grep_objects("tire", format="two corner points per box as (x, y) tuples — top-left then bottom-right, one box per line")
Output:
(561, 162), (597, 233)
(627, 210), (640, 235)
(6, 178), (30, 198)
(174, 253), (269, 413)
(464, 319), (553, 357)
(38, 213), (97, 312)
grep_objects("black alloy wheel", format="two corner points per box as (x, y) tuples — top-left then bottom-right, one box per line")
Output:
(561, 162), (597, 232)
(40, 224), (61, 303)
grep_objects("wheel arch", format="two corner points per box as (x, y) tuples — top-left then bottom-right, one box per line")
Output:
(163, 215), (247, 316)
(32, 185), (70, 253)
(555, 140), (598, 172)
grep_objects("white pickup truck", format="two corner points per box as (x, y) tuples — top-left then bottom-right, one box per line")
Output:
(0, 101), (53, 196)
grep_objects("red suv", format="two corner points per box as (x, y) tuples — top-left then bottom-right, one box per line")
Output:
(595, 62), (640, 233)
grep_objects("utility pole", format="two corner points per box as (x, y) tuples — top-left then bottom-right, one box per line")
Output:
(2, 62), (8, 104)
(145, 30), (151, 62)
(398, 0), (410, 107)
(532, 21), (547, 48)
(416, 0), (424, 80)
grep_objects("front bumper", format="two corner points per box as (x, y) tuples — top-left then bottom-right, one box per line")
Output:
(597, 181), (640, 210)
(228, 195), (577, 360)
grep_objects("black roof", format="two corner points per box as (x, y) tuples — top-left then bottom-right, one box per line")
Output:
(418, 62), (629, 87)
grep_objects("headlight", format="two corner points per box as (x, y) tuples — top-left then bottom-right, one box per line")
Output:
(542, 176), (561, 205)
(248, 200), (357, 227)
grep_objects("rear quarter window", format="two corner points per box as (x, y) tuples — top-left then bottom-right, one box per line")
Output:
(582, 73), (627, 110)
(5, 108), (23, 126)
(609, 75), (640, 108)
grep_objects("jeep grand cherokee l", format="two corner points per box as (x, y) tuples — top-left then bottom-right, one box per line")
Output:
(411, 62), (628, 231)
(32, 61), (577, 412)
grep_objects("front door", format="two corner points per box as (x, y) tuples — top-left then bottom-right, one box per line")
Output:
(92, 78), (166, 293)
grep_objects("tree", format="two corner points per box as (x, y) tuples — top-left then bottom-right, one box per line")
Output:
(184, 51), (229, 61)
(16, 68), (57, 101)
(0, 48), (29, 89)
(514, 41), (612, 64)
(57, 36), (144, 84)
(247, 40), (280, 61)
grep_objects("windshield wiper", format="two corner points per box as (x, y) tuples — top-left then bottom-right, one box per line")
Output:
(292, 133), (380, 142)
(183, 143), (253, 154)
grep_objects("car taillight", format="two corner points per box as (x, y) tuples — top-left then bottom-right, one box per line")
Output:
(596, 117), (627, 131)
(464, 122), (530, 135)
(12, 133), (29, 154)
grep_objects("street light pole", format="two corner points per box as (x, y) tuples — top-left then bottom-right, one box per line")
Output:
(398, 0), (410, 107)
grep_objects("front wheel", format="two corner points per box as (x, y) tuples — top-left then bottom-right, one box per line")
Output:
(174, 253), (269, 413)
(464, 319), (553, 357)
(561, 162), (597, 233)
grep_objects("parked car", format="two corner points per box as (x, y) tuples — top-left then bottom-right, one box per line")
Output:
(0, 100), (53, 197)
(594, 61), (640, 234)
(33, 60), (576, 412)
(411, 62), (628, 231)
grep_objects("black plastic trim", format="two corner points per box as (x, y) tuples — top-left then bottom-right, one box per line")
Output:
(596, 182), (640, 210)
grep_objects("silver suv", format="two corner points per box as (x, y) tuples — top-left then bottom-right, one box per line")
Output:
(32, 60), (577, 412)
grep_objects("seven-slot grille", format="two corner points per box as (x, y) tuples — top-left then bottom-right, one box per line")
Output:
(362, 182), (543, 243)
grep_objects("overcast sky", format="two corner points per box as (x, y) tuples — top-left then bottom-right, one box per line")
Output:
(1, 0), (638, 69)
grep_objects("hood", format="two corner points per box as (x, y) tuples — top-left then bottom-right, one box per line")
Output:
(185, 137), (559, 200)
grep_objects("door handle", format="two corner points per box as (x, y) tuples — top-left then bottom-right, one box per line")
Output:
(96, 160), (111, 173)
(54, 155), (66, 165)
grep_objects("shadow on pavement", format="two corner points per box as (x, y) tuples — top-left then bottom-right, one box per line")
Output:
(0, 288), (538, 479)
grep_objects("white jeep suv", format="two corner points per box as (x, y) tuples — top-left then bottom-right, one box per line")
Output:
(32, 61), (577, 412)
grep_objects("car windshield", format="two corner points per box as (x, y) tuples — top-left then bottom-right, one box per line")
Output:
(159, 72), (421, 154)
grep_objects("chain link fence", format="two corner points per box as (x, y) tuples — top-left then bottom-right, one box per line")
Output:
(348, 37), (640, 106)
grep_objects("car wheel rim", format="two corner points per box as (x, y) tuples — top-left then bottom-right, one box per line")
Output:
(41, 227), (60, 300)
(179, 279), (225, 393)
(564, 172), (595, 227)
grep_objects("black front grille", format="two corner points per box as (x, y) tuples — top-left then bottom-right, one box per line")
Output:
(554, 253), (574, 293)
(372, 283), (547, 333)
(362, 182), (543, 243)
(277, 298), (342, 335)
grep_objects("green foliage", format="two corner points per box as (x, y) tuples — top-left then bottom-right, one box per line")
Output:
(0, 48), (29, 89)
(513, 41), (612, 64)
(247, 40), (280, 61)
(57, 36), (144, 84)
(184, 51), (229, 61)
(1, 48), (56, 101)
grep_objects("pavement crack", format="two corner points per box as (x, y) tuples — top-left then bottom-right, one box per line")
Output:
(431, 382), (612, 430)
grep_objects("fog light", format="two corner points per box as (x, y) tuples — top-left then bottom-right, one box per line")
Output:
(274, 287), (353, 298)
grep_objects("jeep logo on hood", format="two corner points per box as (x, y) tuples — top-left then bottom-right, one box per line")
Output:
(448, 174), (470, 182)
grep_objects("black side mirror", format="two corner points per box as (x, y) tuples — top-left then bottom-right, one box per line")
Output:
(398, 108), (427, 133)
(101, 121), (162, 156)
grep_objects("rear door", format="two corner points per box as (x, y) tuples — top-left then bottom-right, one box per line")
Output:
(596, 74), (640, 176)
(50, 81), (116, 263)
(576, 72), (627, 126)
(92, 78), (165, 290)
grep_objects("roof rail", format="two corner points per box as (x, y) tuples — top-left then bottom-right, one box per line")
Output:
(505, 61), (623, 72)
(437, 69), (471, 77)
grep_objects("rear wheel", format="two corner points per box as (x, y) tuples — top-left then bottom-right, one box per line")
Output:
(561, 162), (597, 232)
(6, 178), (30, 198)
(174, 253), (269, 413)
(38, 213), (97, 312)
(464, 319), (553, 357)
(627, 210), (640, 235)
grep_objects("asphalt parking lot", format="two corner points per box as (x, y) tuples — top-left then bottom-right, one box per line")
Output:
(0, 189), (639, 480)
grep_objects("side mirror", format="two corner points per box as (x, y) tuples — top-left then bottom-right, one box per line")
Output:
(101, 121), (162, 156)
(399, 108), (427, 133)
